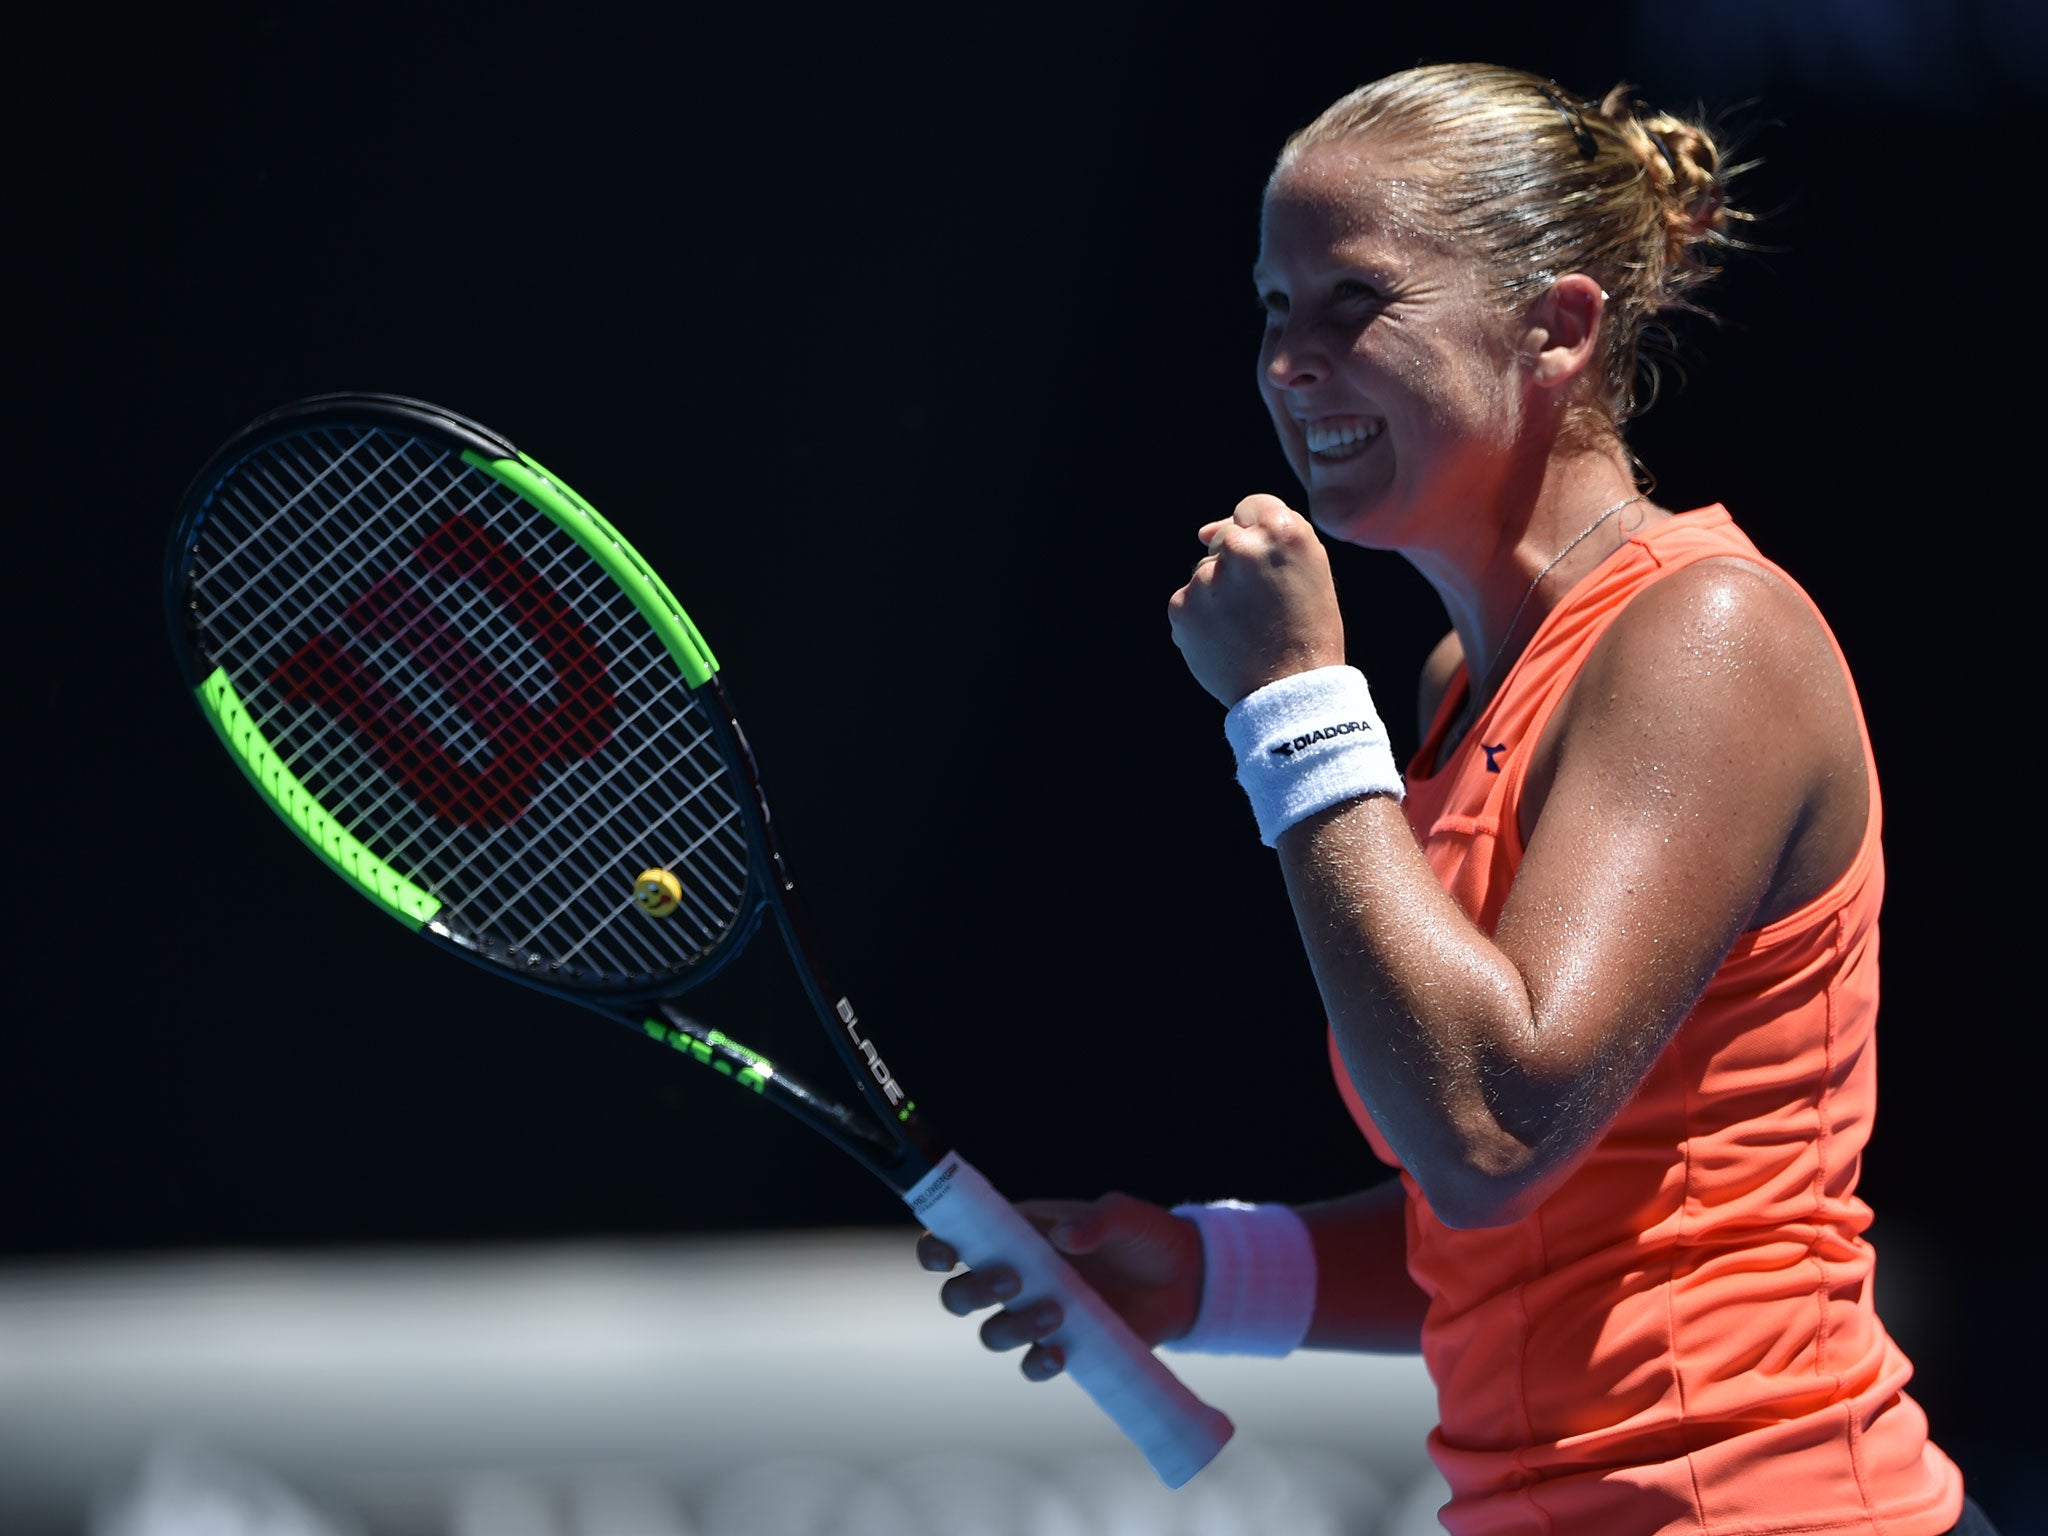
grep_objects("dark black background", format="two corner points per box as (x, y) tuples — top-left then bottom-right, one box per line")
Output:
(9, 0), (2042, 1522)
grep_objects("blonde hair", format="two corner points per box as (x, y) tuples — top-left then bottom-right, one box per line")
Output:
(1279, 63), (1745, 430)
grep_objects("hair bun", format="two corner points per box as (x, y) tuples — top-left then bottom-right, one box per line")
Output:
(1597, 89), (1729, 272)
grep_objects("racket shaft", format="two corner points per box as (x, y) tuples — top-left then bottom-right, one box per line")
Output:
(906, 1153), (1234, 1487)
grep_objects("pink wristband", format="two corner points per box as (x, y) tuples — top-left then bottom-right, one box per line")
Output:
(1164, 1201), (1317, 1357)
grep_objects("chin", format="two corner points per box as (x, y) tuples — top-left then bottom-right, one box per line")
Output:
(1307, 484), (1396, 549)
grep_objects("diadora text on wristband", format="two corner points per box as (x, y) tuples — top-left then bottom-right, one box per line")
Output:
(1222, 665), (1403, 846)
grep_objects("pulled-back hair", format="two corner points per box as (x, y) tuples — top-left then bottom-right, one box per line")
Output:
(1279, 63), (1745, 431)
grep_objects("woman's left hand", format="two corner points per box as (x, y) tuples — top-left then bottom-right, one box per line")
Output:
(1168, 494), (1347, 706)
(917, 1193), (1205, 1382)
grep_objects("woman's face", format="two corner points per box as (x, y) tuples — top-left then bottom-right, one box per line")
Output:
(1255, 138), (1534, 553)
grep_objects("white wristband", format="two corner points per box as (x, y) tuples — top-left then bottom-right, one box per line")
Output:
(1165, 1201), (1317, 1357)
(1223, 665), (1403, 847)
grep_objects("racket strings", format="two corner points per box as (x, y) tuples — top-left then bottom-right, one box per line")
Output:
(216, 438), (749, 978)
(205, 432), (480, 669)
(268, 508), (619, 827)
(272, 575), (747, 980)
(259, 513), (622, 824)
(187, 425), (750, 983)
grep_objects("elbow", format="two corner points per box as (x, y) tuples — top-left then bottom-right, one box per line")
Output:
(1412, 1061), (1591, 1228)
(1413, 1172), (1528, 1230)
(1408, 1134), (1553, 1230)
(1421, 1176), (1538, 1230)
(1343, 1028), (1590, 1228)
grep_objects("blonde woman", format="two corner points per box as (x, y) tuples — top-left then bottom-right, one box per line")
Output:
(923, 64), (1989, 1536)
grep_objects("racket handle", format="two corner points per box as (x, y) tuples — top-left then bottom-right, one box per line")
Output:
(905, 1151), (1235, 1487)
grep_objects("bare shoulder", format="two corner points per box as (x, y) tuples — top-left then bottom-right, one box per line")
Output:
(1583, 555), (1845, 705)
(1415, 629), (1465, 740)
(1534, 554), (1869, 925)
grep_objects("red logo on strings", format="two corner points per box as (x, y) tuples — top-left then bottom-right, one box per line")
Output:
(271, 512), (615, 827)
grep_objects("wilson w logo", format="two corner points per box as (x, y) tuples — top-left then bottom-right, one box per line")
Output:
(272, 512), (615, 827)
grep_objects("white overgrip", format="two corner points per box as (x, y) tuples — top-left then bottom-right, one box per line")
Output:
(904, 1151), (1235, 1488)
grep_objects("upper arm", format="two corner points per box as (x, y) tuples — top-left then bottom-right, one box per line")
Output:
(1476, 559), (1868, 1198)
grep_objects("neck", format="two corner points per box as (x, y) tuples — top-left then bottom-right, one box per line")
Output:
(1413, 444), (1661, 707)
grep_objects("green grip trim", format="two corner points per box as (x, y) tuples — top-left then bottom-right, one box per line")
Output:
(641, 1018), (769, 1093)
(706, 1027), (770, 1072)
(196, 667), (441, 927)
(462, 450), (719, 687)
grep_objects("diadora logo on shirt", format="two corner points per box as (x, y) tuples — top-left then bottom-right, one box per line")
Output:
(1483, 742), (1508, 773)
(1271, 720), (1377, 759)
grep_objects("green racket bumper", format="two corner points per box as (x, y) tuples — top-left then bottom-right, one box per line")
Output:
(195, 666), (442, 927)
(463, 451), (720, 689)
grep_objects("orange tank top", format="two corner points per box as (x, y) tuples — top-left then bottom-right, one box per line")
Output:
(1330, 507), (1963, 1535)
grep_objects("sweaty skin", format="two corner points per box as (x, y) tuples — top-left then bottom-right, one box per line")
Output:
(1175, 494), (1866, 1228)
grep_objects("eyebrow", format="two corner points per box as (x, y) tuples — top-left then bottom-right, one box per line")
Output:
(1251, 247), (1402, 291)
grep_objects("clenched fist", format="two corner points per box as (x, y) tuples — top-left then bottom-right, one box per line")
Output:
(1168, 495), (1347, 706)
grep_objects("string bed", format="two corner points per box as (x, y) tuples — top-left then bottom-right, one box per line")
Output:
(186, 425), (749, 985)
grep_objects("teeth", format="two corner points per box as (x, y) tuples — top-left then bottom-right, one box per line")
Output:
(1302, 418), (1383, 458)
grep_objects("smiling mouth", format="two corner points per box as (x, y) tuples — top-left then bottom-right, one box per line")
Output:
(1302, 418), (1383, 461)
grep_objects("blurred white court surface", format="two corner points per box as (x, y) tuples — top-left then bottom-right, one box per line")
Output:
(1, 1231), (1446, 1535)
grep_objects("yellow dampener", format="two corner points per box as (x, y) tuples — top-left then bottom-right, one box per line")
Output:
(633, 868), (682, 917)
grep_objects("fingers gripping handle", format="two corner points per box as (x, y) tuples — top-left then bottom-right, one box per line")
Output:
(906, 1152), (1235, 1487)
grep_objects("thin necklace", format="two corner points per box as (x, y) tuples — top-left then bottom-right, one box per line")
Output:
(1474, 490), (1648, 696)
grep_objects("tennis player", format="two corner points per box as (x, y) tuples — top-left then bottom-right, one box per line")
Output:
(922, 63), (1993, 1535)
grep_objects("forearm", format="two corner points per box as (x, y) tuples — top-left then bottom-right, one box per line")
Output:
(1278, 793), (1552, 1226)
(1299, 1178), (1427, 1353)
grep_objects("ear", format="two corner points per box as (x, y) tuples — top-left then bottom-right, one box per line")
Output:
(1519, 274), (1605, 390)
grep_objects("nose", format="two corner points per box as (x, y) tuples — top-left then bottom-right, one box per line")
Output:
(1261, 320), (1325, 392)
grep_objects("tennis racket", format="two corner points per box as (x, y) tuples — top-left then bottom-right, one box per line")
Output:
(163, 392), (1233, 1487)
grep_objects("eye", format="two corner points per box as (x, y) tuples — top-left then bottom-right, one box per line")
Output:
(1332, 279), (1382, 305)
(1256, 289), (1288, 320)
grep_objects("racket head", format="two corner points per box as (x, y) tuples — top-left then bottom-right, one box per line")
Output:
(166, 393), (765, 1004)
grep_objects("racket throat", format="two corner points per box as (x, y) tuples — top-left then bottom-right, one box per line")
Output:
(649, 1004), (920, 1174)
(832, 997), (907, 1108)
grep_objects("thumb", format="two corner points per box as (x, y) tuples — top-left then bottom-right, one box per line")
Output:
(1235, 492), (1299, 526)
(1014, 1197), (1114, 1255)
(1047, 1216), (1102, 1254)
(1045, 1196), (1165, 1258)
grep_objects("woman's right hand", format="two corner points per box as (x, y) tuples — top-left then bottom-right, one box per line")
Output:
(917, 1193), (1205, 1381)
